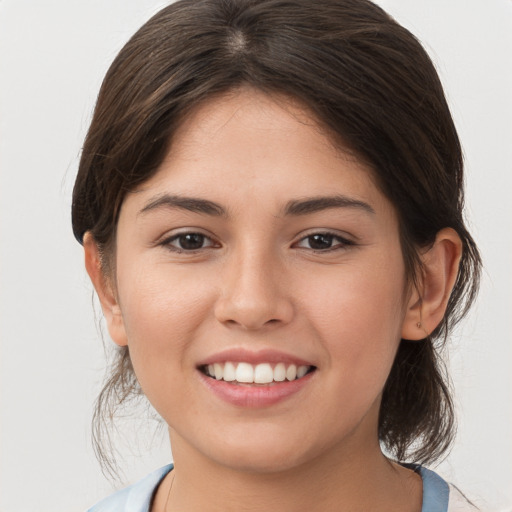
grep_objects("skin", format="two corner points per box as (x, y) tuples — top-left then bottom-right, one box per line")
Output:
(85, 88), (462, 511)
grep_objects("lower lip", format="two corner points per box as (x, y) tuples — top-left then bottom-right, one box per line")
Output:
(198, 371), (314, 407)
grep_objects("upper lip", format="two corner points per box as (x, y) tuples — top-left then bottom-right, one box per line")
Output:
(197, 348), (315, 367)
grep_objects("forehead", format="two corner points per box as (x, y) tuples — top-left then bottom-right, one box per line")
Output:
(171, 88), (363, 165)
(125, 88), (394, 222)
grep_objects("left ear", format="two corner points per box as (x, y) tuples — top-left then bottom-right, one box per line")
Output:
(83, 232), (128, 347)
(401, 228), (462, 340)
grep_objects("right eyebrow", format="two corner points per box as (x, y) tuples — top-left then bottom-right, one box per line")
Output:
(138, 194), (227, 217)
(283, 195), (375, 216)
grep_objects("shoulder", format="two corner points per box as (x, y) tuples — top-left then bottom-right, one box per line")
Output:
(405, 464), (478, 512)
(86, 464), (173, 512)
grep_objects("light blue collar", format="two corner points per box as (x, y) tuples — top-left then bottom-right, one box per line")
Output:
(404, 463), (450, 512)
(91, 462), (450, 512)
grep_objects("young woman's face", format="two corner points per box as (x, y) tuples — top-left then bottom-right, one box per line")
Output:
(112, 89), (412, 472)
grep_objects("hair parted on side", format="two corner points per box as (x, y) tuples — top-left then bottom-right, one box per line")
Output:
(72, 0), (481, 478)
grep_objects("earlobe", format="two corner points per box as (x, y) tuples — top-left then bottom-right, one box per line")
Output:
(83, 232), (128, 347)
(401, 228), (462, 341)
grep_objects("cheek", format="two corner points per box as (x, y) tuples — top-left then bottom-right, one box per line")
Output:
(116, 262), (216, 378)
(319, 283), (404, 436)
(303, 256), (406, 384)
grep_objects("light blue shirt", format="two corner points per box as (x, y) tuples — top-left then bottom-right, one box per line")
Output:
(88, 463), (467, 512)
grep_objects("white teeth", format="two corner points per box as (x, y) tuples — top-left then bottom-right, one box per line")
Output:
(235, 362), (254, 383)
(223, 361), (236, 382)
(205, 361), (312, 383)
(286, 364), (297, 381)
(214, 363), (223, 380)
(273, 362), (286, 382)
(254, 363), (273, 384)
(297, 365), (308, 379)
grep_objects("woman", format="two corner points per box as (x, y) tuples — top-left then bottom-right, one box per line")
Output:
(72, 0), (481, 510)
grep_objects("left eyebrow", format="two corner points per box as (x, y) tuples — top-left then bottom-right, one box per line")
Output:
(283, 195), (375, 216)
(138, 194), (227, 217)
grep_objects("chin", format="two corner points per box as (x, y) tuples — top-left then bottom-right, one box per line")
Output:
(212, 446), (310, 475)
(190, 425), (329, 475)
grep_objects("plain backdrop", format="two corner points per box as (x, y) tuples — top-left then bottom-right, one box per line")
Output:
(1, 1), (511, 511)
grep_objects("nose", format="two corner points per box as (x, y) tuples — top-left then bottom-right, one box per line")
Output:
(214, 248), (294, 330)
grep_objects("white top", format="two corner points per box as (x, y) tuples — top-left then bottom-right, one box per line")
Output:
(87, 464), (478, 512)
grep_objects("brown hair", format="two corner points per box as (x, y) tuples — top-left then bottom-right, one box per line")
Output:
(72, 0), (481, 476)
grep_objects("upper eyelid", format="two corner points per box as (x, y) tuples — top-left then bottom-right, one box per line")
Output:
(166, 232), (216, 242)
(159, 232), (219, 253)
(295, 234), (353, 245)
(293, 229), (356, 243)
(158, 227), (217, 242)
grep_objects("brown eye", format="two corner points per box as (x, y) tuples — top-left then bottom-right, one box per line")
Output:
(295, 232), (353, 251)
(177, 233), (206, 250)
(164, 232), (216, 251)
(306, 234), (335, 250)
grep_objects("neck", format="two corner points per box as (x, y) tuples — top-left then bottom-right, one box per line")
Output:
(155, 428), (422, 512)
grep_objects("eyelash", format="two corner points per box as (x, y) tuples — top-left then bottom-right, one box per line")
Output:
(159, 231), (355, 253)
(160, 232), (218, 253)
(294, 232), (355, 252)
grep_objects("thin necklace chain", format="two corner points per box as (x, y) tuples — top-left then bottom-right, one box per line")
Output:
(164, 472), (176, 512)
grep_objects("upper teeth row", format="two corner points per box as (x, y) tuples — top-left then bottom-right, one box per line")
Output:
(206, 362), (310, 384)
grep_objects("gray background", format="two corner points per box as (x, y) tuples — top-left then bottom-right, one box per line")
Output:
(1, 1), (511, 510)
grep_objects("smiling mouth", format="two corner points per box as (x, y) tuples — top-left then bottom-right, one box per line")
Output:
(200, 362), (316, 385)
